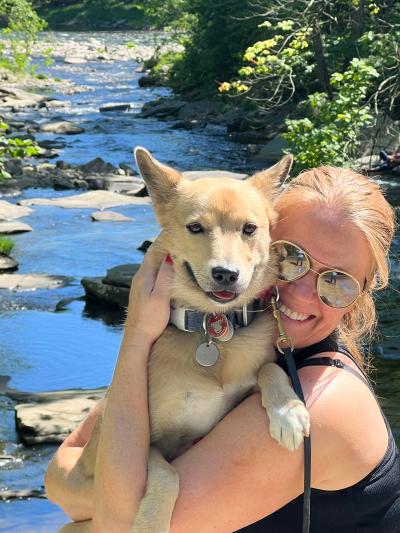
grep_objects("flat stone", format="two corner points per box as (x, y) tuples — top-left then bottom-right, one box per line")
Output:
(20, 190), (151, 210)
(15, 393), (105, 444)
(0, 200), (33, 221)
(0, 488), (46, 500)
(99, 103), (131, 112)
(91, 210), (133, 222)
(64, 56), (88, 64)
(39, 121), (84, 135)
(0, 254), (18, 272)
(182, 170), (246, 181)
(0, 221), (32, 234)
(0, 273), (69, 291)
(103, 175), (144, 193)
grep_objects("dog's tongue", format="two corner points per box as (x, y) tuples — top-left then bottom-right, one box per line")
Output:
(212, 290), (236, 300)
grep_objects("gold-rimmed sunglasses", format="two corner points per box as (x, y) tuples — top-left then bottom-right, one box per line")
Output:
(270, 240), (363, 309)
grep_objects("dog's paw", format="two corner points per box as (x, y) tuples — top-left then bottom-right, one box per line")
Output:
(268, 399), (310, 451)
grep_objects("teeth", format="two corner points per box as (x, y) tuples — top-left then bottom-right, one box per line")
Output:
(278, 302), (310, 322)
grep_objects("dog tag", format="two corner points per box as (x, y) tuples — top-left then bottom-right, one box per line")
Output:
(206, 314), (234, 342)
(195, 341), (220, 367)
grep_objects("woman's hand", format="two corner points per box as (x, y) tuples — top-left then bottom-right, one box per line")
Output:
(123, 246), (174, 348)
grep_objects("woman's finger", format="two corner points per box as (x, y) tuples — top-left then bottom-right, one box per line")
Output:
(151, 257), (174, 298)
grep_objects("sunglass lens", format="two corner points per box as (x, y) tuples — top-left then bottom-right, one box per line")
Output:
(318, 271), (359, 308)
(273, 242), (310, 281)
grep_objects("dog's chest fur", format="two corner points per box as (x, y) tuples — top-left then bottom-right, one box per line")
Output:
(147, 313), (275, 459)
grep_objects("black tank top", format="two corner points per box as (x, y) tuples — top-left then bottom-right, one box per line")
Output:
(236, 336), (400, 533)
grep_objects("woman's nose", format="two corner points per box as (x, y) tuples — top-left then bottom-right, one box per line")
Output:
(287, 271), (318, 302)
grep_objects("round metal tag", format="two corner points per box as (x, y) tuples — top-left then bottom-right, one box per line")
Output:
(195, 342), (220, 367)
(206, 314), (233, 341)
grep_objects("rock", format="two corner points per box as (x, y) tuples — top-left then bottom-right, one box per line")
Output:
(39, 140), (66, 150)
(4, 158), (23, 177)
(39, 99), (68, 109)
(91, 211), (133, 222)
(0, 254), (18, 272)
(99, 103), (131, 112)
(137, 238), (154, 253)
(182, 170), (246, 181)
(103, 175), (144, 193)
(56, 159), (70, 169)
(64, 56), (88, 64)
(79, 157), (115, 174)
(0, 221), (32, 234)
(39, 121), (84, 135)
(119, 163), (137, 176)
(139, 98), (186, 118)
(0, 273), (70, 291)
(15, 392), (105, 444)
(37, 162), (57, 173)
(103, 264), (140, 288)
(81, 276), (130, 308)
(0, 488), (46, 500)
(20, 190), (151, 210)
(0, 200), (33, 221)
(138, 75), (162, 87)
(247, 136), (290, 166)
(177, 101), (223, 122)
(127, 185), (148, 197)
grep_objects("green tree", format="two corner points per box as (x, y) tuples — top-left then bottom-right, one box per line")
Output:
(0, 0), (46, 73)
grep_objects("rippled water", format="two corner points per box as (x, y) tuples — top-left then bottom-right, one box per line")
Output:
(0, 31), (399, 532)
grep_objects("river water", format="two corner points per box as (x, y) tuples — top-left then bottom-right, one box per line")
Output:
(0, 31), (399, 532)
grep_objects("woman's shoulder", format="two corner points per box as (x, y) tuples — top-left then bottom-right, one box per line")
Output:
(297, 350), (389, 490)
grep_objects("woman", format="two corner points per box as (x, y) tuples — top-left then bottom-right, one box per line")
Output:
(45, 166), (400, 532)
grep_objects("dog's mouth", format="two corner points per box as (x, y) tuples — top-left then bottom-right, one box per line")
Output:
(183, 261), (239, 303)
(207, 290), (237, 303)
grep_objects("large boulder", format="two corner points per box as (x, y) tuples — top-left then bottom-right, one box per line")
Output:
(79, 157), (116, 174)
(13, 388), (106, 444)
(247, 136), (290, 166)
(81, 264), (140, 308)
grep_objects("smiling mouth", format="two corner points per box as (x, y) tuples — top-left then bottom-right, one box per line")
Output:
(278, 302), (313, 322)
(183, 261), (239, 303)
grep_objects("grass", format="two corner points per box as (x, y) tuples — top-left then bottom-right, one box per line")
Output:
(0, 236), (14, 256)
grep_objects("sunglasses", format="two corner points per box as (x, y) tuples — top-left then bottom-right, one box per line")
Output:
(270, 240), (362, 309)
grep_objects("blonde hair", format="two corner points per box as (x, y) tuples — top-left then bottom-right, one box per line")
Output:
(276, 166), (395, 367)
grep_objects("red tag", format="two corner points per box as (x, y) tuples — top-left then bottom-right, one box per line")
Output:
(206, 314), (229, 339)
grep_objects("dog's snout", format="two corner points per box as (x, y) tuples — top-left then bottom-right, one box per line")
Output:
(212, 267), (239, 286)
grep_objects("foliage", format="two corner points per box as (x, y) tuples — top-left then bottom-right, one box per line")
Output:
(34, 1), (146, 30)
(219, 0), (400, 167)
(0, 236), (14, 255)
(0, 122), (39, 179)
(283, 59), (379, 168)
(0, 0), (46, 73)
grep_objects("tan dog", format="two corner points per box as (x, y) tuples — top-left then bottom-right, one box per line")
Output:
(57, 148), (310, 532)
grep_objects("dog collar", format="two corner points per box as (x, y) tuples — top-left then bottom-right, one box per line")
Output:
(169, 299), (262, 338)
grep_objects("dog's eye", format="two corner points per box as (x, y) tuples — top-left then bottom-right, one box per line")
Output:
(187, 222), (204, 234)
(243, 223), (257, 235)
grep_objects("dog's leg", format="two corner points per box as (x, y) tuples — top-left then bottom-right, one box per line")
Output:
(132, 446), (179, 533)
(258, 362), (310, 451)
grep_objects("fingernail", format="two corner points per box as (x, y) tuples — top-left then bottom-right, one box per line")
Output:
(165, 253), (173, 265)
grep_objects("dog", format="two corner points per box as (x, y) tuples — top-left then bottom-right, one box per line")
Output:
(57, 148), (310, 532)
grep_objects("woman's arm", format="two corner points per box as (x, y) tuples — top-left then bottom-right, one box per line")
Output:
(45, 399), (103, 521)
(92, 250), (173, 532)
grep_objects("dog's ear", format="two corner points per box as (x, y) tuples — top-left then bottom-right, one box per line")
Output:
(134, 147), (182, 214)
(248, 154), (293, 197)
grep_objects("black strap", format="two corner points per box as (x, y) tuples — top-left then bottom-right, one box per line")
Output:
(297, 357), (375, 395)
(282, 346), (311, 533)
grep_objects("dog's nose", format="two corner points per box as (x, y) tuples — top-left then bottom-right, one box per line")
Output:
(212, 267), (239, 286)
